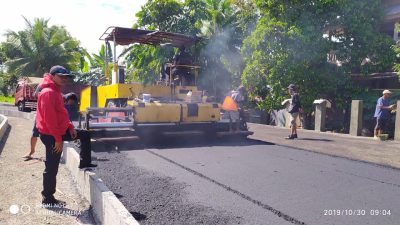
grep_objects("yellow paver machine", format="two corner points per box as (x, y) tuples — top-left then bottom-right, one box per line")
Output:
(78, 27), (252, 140)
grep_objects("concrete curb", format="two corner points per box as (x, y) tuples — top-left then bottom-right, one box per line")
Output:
(0, 108), (36, 120)
(63, 145), (139, 225)
(0, 114), (9, 142)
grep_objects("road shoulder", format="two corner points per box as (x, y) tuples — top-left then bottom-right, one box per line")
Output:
(0, 116), (94, 225)
(248, 123), (400, 170)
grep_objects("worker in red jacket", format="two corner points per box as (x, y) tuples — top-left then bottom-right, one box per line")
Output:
(36, 65), (96, 206)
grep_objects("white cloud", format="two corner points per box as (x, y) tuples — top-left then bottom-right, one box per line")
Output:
(0, 0), (147, 54)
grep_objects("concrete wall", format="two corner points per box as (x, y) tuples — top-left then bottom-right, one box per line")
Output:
(0, 114), (9, 142)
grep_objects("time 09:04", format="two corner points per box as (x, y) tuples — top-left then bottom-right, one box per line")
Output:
(323, 209), (391, 216)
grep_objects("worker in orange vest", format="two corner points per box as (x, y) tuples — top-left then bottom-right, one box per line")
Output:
(222, 86), (245, 133)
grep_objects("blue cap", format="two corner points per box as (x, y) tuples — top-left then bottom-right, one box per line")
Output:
(49, 65), (72, 76)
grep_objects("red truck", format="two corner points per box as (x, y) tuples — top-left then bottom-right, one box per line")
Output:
(14, 76), (88, 112)
(14, 77), (43, 112)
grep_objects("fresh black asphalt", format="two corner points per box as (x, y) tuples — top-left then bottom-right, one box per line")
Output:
(91, 136), (400, 225)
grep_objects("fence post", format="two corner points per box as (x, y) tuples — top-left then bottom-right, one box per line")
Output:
(395, 100), (400, 141)
(314, 100), (327, 132)
(350, 100), (363, 136)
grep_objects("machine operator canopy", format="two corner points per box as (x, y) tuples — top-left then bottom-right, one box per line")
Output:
(100, 27), (199, 48)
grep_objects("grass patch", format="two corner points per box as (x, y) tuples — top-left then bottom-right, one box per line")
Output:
(0, 95), (14, 104)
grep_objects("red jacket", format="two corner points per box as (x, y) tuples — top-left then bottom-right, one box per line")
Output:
(36, 74), (73, 142)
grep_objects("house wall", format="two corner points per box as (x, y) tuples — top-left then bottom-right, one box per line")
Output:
(383, 0), (400, 40)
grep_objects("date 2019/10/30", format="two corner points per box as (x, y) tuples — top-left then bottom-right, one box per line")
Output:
(323, 209), (391, 216)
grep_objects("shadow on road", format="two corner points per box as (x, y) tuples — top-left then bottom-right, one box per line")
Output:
(297, 138), (333, 142)
(91, 135), (274, 153)
(130, 211), (147, 221)
(113, 192), (124, 199)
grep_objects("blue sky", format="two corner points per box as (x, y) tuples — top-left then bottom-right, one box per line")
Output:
(0, 0), (147, 54)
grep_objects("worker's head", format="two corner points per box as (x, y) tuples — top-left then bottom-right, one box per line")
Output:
(287, 84), (296, 94)
(64, 92), (78, 105)
(382, 89), (391, 99)
(49, 65), (74, 86)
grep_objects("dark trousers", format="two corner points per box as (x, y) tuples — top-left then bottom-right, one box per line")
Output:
(64, 129), (92, 165)
(375, 118), (388, 132)
(40, 129), (91, 199)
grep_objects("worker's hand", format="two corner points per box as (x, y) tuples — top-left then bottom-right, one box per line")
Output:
(54, 141), (63, 153)
(70, 128), (77, 139)
(390, 104), (397, 110)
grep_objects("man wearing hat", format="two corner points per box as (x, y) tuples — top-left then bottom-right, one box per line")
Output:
(36, 65), (96, 206)
(374, 89), (396, 139)
(286, 84), (302, 139)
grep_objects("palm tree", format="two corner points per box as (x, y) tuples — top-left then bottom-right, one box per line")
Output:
(90, 43), (113, 74)
(201, 0), (237, 37)
(2, 17), (81, 77)
(199, 0), (243, 97)
(74, 43), (113, 85)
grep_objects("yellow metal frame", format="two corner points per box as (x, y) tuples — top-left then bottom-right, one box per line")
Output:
(129, 101), (220, 123)
(79, 86), (92, 112)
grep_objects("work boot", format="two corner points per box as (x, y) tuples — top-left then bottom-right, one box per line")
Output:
(293, 134), (298, 139)
(79, 163), (97, 169)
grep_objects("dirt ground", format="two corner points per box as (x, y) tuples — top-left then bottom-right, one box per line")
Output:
(0, 116), (94, 225)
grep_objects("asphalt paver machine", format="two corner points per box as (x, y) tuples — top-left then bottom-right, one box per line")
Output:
(78, 27), (252, 140)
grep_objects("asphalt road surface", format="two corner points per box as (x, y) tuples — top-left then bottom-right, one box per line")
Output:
(91, 135), (400, 225)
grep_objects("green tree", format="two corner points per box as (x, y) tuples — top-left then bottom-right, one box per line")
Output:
(0, 44), (6, 65)
(126, 0), (208, 84)
(73, 43), (113, 85)
(197, 0), (258, 97)
(1, 17), (82, 77)
(0, 72), (19, 96)
(394, 42), (400, 73)
(393, 23), (400, 74)
(127, 0), (257, 96)
(198, 0), (241, 97)
(242, 0), (395, 115)
(136, 0), (207, 35)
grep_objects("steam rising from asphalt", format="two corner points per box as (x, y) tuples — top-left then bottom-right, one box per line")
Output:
(199, 27), (243, 100)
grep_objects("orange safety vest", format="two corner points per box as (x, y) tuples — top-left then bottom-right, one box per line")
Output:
(222, 96), (238, 111)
